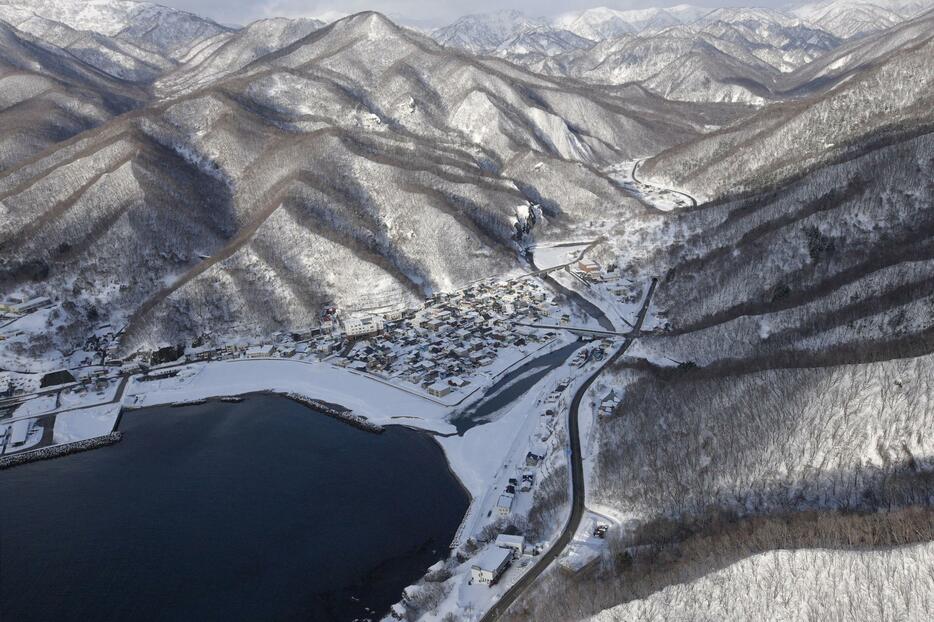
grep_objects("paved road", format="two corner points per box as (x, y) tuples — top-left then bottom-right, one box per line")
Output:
(480, 277), (657, 622)
(514, 323), (635, 339)
(631, 159), (697, 209)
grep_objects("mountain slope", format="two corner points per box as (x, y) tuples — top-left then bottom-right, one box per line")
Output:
(695, 8), (841, 71)
(493, 27), (593, 59)
(0, 4), (173, 82)
(639, 10), (934, 199)
(0, 12), (737, 359)
(504, 96), (934, 622)
(0, 0), (231, 57)
(512, 30), (782, 105)
(154, 17), (324, 97)
(554, 6), (710, 39)
(430, 10), (548, 53)
(792, 0), (934, 38)
(0, 20), (145, 171)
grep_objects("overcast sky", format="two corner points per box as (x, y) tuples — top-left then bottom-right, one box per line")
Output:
(155, 1), (783, 28)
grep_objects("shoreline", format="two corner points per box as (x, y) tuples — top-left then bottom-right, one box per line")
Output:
(0, 432), (123, 469)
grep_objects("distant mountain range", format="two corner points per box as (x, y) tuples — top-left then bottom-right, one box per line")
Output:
(426, 2), (932, 104)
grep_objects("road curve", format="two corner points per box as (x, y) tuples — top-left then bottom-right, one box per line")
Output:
(631, 159), (697, 209)
(480, 277), (658, 622)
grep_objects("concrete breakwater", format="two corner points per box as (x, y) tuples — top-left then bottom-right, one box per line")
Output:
(0, 432), (123, 469)
(285, 393), (384, 434)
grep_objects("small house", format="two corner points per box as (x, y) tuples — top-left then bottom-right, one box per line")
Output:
(428, 380), (452, 397)
(495, 534), (525, 558)
(245, 345), (274, 358)
(470, 546), (512, 586)
(496, 492), (514, 516)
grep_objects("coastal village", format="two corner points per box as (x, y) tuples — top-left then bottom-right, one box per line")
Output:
(1, 244), (652, 622)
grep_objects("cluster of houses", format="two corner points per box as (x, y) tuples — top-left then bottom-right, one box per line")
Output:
(5, 275), (571, 413)
(335, 278), (562, 398)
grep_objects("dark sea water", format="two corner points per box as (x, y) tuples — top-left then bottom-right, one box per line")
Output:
(0, 395), (468, 622)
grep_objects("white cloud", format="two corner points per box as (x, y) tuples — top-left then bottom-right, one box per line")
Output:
(159, 0), (784, 28)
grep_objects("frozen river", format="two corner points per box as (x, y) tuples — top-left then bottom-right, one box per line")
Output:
(0, 395), (467, 622)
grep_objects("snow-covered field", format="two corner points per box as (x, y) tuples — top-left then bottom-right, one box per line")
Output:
(530, 241), (593, 270)
(52, 404), (121, 444)
(124, 359), (454, 433)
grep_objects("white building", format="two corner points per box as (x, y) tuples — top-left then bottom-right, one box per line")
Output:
(343, 314), (385, 338)
(427, 380), (452, 397)
(470, 546), (512, 585)
(496, 492), (514, 516)
(245, 345), (275, 358)
(495, 534), (525, 558)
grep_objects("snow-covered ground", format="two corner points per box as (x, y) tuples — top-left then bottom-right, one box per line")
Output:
(530, 241), (593, 271)
(406, 341), (622, 622)
(608, 160), (696, 212)
(52, 404), (121, 444)
(548, 269), (651, 333)
(123, 359), (454, 433)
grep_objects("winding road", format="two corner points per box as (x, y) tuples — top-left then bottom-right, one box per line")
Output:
(480, 277), (658, 622)
(631, 159), (697, 209)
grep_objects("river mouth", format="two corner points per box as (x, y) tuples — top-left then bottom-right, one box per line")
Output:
(449, 340), (585, 433)
(0, 395), (468, 622)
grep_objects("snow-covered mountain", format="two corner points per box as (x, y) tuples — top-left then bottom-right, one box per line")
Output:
(501, 7), (842, 105)
(0, 11), (728, 355)
(493, 26), (594, 59)
(500, 12), (934, 622)
(154, 17), (324, 96)
(0, 0), (230, 57)
(0, 18), (145, 169)
(429, 10), (548, 53)
(431, 5), (844, 103)
(554, 5), (710, 39)
(694, 8), (841, 70)
(0, 3), (174, 81)
(3, 5), (934, 622)
(641, 9), (934, 198)
(792, 0), (934, 38)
